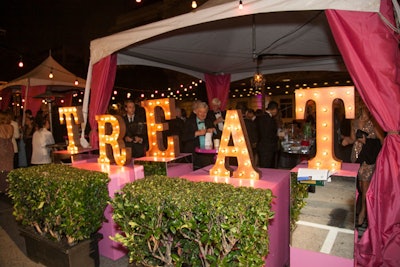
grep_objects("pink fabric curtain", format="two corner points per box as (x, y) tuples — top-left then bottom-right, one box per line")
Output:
(326, 1), (400, 266)
(0, 87), (12, 111)
(89, 54), (117, 149)
(21, 85), (47, 116)
(205, 73), (231, 110)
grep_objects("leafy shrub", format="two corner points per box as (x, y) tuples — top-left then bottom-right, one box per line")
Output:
(111, 175), (274, 267)
(290, 172), (309, 232)
(7, 164), (110, 245)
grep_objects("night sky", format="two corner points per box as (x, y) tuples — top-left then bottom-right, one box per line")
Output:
(0, 0), (163, 82)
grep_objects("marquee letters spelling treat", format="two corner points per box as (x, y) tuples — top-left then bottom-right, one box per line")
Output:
(96, 114), (131, 166)
(210, 110), (260, 179)
(295, 86), (355, 171)
(141, 98), (179, 158)
(62, 87), (354, 173)
(58, 106), (83, 153)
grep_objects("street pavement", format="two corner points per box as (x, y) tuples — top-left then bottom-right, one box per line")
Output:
(291, 176), (357, 259)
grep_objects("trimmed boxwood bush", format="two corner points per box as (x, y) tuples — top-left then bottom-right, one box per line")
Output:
(290, 172), (309, 232)
(111, 175), (275, 267)
(7, 164), (110, 245)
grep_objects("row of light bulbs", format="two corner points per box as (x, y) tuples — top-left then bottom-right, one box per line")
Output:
(110, 79), (203, 102)
(134, 0), (244, 9)
(16, 58), (80, 86)
(230, 79), (353, 98)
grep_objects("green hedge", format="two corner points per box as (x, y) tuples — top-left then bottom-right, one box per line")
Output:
(7, 164), (110, 245)
(111, 175), (275, 267)
(290, 172), (309, 232)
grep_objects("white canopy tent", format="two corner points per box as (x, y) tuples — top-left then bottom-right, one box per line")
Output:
(87, 0), (379, 80)
(0, 55), (86, 129)
(0, 55), (86, 90)
(83, 0), (379, 130)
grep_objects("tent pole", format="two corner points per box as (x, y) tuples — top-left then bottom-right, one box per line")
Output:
(22, 78), (30, 126)
(80, 60), (93, 148)
(48, 100), (53, 133)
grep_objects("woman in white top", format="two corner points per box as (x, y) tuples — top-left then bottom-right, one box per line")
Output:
(31, 115), (55, 165)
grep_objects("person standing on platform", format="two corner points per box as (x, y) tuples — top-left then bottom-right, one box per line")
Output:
(256, 101), (279, 168)
(182, 102), (216, 170)
(123, 99), (148, 158)
(341, 101), (384, 227)
(31, 115), (55, 165)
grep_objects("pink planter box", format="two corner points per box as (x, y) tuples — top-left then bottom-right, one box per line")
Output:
(180, 165), (291, 267)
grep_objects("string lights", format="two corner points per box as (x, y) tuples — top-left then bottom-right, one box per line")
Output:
(18, 56), (24, 68)
(192, 1), (197, 9)
(239, 0), (243, 9)
(48, 68), (54, 79)
(109, 79), (203, 104)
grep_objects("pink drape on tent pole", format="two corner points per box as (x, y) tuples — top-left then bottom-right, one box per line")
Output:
(326, 1), (400, 266)
(205, 73), (231, 110)
(89, 54), (117, 149)
(0, 87), (12, 111)
(21, 85), (47, 116)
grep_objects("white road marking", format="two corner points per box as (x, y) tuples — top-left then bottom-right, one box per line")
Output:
(296, 220), (354, 254)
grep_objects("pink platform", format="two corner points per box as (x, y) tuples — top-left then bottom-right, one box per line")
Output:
(291, 161), (359, 176)
(180, 165), (290, 267)
(290, 247), (353, 267)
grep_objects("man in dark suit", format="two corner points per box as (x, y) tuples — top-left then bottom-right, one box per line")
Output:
(244, 108), (258, 165)
(207, 98), (226, 139)
(123, 99), (148, 158)
(182, 101), (216, 170)
(256, 101), (279, 168)
(166, 107), (186, 153)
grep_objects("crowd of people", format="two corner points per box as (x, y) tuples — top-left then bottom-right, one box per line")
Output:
(0, 105), (56, 192)
(115, 97), (302, 170)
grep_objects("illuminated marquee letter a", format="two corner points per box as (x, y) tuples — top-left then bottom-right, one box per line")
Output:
(210, 110), (260, 179)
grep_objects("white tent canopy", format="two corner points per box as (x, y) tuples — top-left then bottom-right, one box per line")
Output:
(82, 0), (380, 138)
(82, 0), (381, 141)
(0, 55), (86, 90)
(87, 0), (379, 83)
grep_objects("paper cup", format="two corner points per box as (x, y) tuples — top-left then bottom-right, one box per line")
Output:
(213, 139), (220, 149)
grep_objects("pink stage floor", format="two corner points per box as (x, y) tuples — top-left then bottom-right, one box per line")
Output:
(291, 247), (353, 267)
